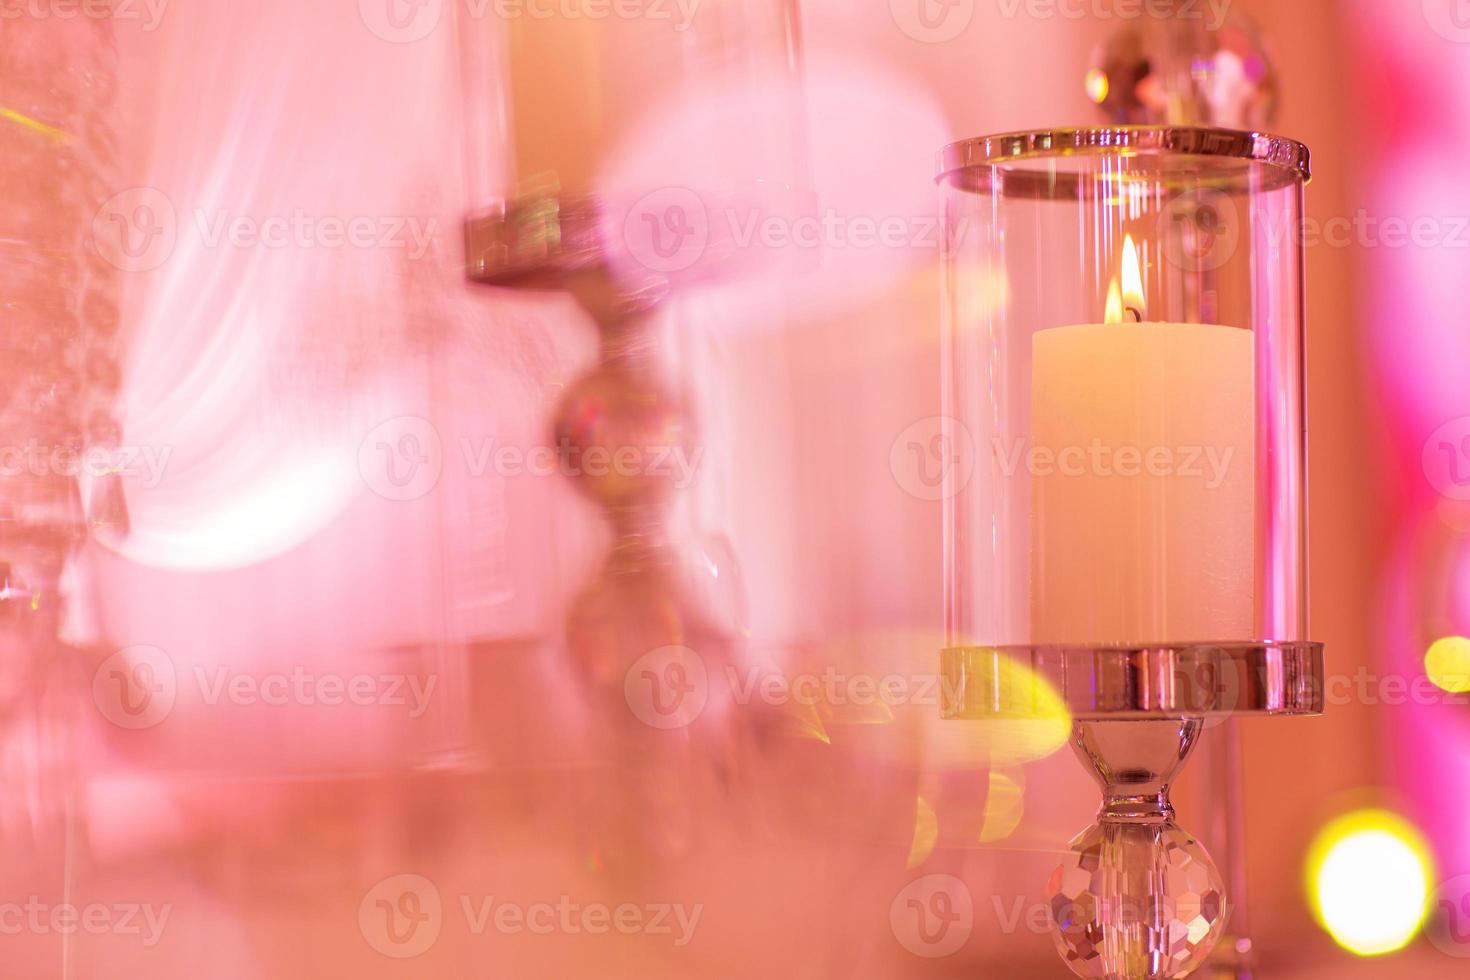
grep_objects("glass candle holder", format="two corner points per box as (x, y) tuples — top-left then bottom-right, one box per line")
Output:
(936, 126), (1324, 980)
(454, 0), (809, 877)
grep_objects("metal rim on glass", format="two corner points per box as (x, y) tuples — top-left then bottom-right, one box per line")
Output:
(936, 125), (1312, 194)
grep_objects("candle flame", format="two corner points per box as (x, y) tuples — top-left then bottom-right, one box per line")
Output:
(1104, 279), (1123, 324)
(1121, 234), (1145, 315)
(1105, 233), (1146, 323)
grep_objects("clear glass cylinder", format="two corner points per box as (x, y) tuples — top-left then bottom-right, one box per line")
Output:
(455, 0), (809, 296)
(938, 126), (1310, 657)
(455, 0), (805, 202)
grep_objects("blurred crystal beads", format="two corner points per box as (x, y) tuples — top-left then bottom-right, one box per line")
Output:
(0, 16), (126, 569)
(1087, 9), (1277, 129)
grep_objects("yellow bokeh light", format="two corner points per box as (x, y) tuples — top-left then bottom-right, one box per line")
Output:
(978, 769), (1025, 844)
(1305, 809), (1435, 957)
(1425, 635), (1470, 694)
(0, 105), (70, 142)
(938, 647), (1072, 767)
(907, 795), (939, 869)
(1085, 68), (1109, 104)
(814, 632), (1071, 769)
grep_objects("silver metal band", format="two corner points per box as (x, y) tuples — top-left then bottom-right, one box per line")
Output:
(941, 641), (1325, 720)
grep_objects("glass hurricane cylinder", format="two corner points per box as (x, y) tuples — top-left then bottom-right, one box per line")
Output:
(936, 126), (1323, 980)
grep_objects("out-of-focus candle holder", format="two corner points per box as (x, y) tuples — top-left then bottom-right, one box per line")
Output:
(936, 127), (1323, 979)
(457, 0), (807, 666)
(456, 2), (808, 867)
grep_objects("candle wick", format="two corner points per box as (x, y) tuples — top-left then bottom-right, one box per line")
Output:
(1125, 306), (1144, 323)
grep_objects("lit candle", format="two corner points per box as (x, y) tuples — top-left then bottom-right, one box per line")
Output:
(1030, 235), (1254, 644)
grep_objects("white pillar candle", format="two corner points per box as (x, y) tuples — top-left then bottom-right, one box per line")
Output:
(1029, 253), (1254, 645)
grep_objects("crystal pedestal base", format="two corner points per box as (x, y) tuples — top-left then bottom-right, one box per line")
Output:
(941, 643), (1323, 980)
(1050, 718), (1225, 979)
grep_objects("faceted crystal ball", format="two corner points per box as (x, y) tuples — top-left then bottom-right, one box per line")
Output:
(1048, 821), (1227, 979)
